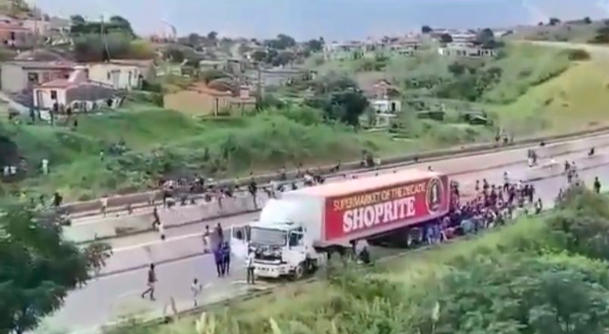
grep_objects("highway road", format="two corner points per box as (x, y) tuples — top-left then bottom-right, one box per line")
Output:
(64, 131), (609, 245)
(39, 134), (609, 334)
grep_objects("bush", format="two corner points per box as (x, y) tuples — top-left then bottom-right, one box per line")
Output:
(125, 91), (164, 107)
(567, 49), (591, 61)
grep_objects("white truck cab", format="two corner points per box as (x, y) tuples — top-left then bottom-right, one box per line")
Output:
(230, 220), (325, 279)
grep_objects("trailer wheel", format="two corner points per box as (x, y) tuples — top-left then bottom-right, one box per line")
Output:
(292, 263), (305, 280)
(306, 259), (318, 274)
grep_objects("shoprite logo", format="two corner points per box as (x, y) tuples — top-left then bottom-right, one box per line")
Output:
(426, 178), (444, 213)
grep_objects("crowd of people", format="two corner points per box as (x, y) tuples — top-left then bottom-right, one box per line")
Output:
(399, 175), (544, 249)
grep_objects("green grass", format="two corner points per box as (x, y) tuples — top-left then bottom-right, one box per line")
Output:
(117, 215), (548, 334)
(491, 58), (609, 135)
(5, 105), (414, 201)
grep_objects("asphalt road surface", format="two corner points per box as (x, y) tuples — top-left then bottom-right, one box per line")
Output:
(39, 136), (609, 334)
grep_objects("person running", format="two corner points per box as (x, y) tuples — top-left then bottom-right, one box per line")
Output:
(141, 264), (157, 301)
(158, 222), (166, 241)
(152, 207), (160, 230)
(594, 177), (602, 194)
(100, 195), (108, 217)
(191, 278), (202, 307)
(246, 248), (256, 285)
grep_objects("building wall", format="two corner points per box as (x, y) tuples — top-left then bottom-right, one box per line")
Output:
(372, 99), (402, 114)
(88, 64), (141, 90)
(1, 63), (26, 92)
(33, 87), (67, 109)
(0, 28), (33, 47)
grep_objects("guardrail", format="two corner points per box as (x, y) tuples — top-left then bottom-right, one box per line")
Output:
(62, 124), (609, 216)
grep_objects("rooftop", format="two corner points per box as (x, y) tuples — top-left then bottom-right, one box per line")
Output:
(293, 169), (442, 198)
(5, 60), (75, 70)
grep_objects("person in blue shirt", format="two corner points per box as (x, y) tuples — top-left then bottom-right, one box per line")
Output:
(221, 242), (231, 276)
(214, 246), (223, 277)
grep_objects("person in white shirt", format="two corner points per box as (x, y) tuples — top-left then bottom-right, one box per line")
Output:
(191, 278), (202, 307)
(101, 195), (108, 217)
(246, 249), (255, 285)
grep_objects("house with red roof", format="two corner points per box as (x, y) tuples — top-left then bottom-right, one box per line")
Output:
(33, 67), (120, 115)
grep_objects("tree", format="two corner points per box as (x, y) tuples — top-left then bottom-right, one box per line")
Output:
(207, 31), (218, 41)
(584, 16), (592, 25)
(591, 26), (609, 44)
(188, 33), (201, 47)
(200, 69), (229, 84)
(250, 49), (267, 62)
(477, 28), (495, 44)
(271, 50), (295, 67)
(306, 39), (323, 52)
(70, 15), (85, 25)
(307, 74), (369, 126)
(0, 204), (112, 334)
(440, 33), (453, 43)
(267, 34), (296, 50)
(421, 25), (433, 34)
(108, 16), (135, 37)
(129, 39), (155, 59)
(165, 47), (185, 63)
(448, 62), (466, 76)
(549, 17), (561, 26)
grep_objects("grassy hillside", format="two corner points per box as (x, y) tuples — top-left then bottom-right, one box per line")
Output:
(4, 106), (420, 200)
(511, 21), (603, 43)
(492, 59), (609, 135)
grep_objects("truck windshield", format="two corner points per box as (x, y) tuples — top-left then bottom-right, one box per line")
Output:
(250, 227), (287, 246)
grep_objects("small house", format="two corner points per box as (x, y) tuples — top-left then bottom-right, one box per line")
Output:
(366, 80), (402, 128)
(1, 60), (75, 93)
(86, 62), (143, 90)
(33, 67), (120, 115)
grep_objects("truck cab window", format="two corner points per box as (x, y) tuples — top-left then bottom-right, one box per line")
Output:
(289, 232), (304, 247)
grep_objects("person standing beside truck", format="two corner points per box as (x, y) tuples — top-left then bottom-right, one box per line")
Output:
(246, 248), (255, 284)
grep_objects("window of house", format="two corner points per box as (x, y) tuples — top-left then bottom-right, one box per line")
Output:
(27, 72), (39, 83)
(50, 90), (57, 100)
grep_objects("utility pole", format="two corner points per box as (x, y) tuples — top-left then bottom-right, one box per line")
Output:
(255, 62), (262, 111)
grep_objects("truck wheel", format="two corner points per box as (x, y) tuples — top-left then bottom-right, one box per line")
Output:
(306, 260), (318, 274)
(292, 263), (305, 280)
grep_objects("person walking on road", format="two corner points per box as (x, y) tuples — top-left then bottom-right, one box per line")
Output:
(141, 264), (157, 301)
(214, 246), (223, 278)
(202, 225), (211, 253)
(246, 248), (255, 285)
(248, 179), (258, 209)
(152, 207), (160, 230)
(594, 177), (602, 194)
(535, 198), (543, 215)
(101, 195), (108, 217)
(191, 278), (202, 307)
(215, 223), (224, 243)
(222, 241), (231, 276)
